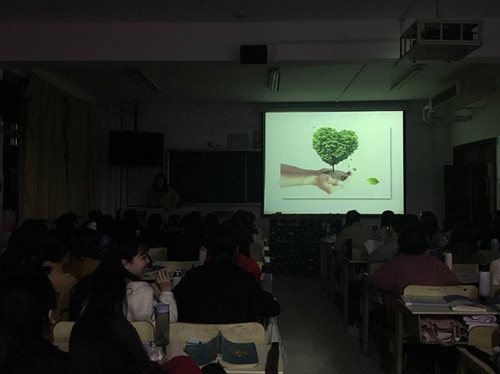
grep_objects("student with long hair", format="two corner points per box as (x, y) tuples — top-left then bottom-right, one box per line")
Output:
(70, 236), (178, 323)
(369, 224), (457, 315)
(0, 268), (69, 374)
(39, 235), (78, 321)
(69, 310), (200, 374)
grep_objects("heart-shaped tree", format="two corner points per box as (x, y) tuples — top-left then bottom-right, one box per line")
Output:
(312, 127), (358, 175)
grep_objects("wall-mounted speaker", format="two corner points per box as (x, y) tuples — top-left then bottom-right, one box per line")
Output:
(240, 45), (267, 64)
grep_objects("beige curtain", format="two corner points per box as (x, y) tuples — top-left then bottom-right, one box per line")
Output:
(22, 76), (99, 223)
(66, 99), (99, 220)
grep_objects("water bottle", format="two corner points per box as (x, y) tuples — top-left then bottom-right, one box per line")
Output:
(491, 238), (499, 260)
(261, 263), (273, 294)
(444, 252), (453, 270)
(263, 239), (270, 263)
(171, 269), (182, 289)
(154, 303), (170, 347)
(479, 263), (491, 299)
(199, 246), (207, 265)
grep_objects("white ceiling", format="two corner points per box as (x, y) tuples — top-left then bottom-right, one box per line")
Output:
(2, 0), (500, 23)
(2, 0), (500, 105)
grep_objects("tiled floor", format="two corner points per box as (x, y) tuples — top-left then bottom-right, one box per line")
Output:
(273, 275), (385, 374)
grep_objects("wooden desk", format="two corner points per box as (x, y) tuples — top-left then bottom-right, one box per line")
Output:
(216, 344), (285, 374)
(393, 301), (500, 374)
(342, 257), (368, 324)
(170, 322), (284, 374)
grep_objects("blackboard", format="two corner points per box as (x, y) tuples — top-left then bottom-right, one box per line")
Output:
(168, 150), (263, 204)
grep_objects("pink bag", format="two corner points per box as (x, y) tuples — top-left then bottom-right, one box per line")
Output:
(419, 316), (468, 346)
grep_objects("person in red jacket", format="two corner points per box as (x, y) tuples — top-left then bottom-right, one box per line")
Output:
(369, 223), (458, 316)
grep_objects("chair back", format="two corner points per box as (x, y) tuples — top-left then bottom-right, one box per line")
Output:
(53, 321), (75, 350)
(361, 262), (388, 355)
(148, 247), (168, 262)
(468, 326), (498, 355)
(403, 284), (478, 299)
(452, 263), (479, 274)
(131, 320), (155, 341)
(170, 322), (266, 344)
(490, 284), (500, 298)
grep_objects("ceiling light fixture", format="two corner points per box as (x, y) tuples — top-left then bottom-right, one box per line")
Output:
(269, 68), (281, 92)
(130, 69), (162, 92)
(390, 65), (424, 90)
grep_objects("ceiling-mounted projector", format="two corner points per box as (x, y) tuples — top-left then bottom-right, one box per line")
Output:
(398, 19), (482, 63)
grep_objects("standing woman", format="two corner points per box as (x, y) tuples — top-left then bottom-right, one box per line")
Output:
(69, 236), (178, 324)
(147, 173), (180, 211)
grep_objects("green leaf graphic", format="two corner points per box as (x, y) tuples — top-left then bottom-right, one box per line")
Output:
(367, 178), (379, 185)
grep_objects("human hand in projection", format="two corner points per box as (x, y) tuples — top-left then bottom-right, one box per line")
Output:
(280, 164), (351, 194)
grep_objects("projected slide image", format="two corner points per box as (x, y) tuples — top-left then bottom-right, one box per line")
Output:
(278, 126), (392, 199)
(264, 111), (404, 215)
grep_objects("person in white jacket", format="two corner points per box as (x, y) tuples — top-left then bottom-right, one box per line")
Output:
(69, 236), (178, 324)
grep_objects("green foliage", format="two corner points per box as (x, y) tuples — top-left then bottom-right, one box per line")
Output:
(367, 178), (379, 185)
(312, 127), (359, 169)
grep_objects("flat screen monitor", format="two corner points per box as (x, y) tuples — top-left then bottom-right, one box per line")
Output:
(108, 130), (164, 166)
(263, 111), (404, 215)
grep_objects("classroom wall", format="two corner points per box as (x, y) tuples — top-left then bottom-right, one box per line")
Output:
(449, 92), (500, 211)
(450, 94), (500, 147)
(100, 100), (454, 237)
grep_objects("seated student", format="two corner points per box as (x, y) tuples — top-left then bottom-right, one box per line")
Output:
(96, 214), (116, 260)
(144, 213), (168, 248)
(227, 216), (262, 283)
(446, 219), (486, 264)
(69, 236), (178, 324)
(64, 230), (101, 282)
(163, 214), (186, 261)
(117, 208), (144, 238)
(368, 214), (405, 266)
(173, 223), (281, 324)
(77, 209), (103, 248)
(0, 218), (50, 273)
(336, 210), (377, 255)
(0, 267), (69, 374)
(39, 235), (78, 321)
(69, 310), (201, 374)
(369, 224), (457, 315)
(376, 209), (395, 244)
(419, 210), (440, 249)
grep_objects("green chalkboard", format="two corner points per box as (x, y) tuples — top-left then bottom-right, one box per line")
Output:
(168, 150), (262, 204)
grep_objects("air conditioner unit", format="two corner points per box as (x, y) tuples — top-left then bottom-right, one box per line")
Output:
(428, 73), (495, 113)
(399, 19), (483, 62)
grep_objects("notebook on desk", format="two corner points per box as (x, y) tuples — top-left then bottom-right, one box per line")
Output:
(401, 294), (487, 312)
(443, 294), (487, 312)
(401, 295), (450, 308)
